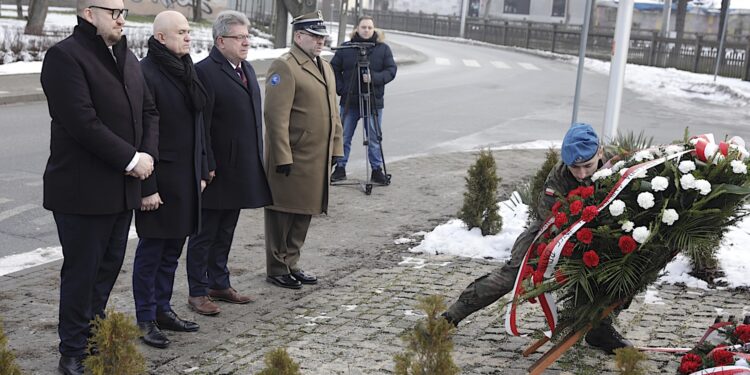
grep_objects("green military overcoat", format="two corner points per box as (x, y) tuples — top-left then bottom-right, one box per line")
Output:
(264, 43), (344, 215)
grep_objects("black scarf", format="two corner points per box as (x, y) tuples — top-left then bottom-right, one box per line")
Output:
(351, 31), (378, 44)
(147, 36), (206, 111)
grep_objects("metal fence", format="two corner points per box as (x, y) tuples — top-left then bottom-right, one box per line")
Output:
(337, 10), (750, 81)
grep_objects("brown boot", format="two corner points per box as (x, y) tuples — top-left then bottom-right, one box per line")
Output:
(188, 295), (221, 315)
(208, 287), (255, 304)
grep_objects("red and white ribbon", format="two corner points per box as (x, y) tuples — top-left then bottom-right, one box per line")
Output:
(689, 366), (750, 375)
(691, 133), (749, 163)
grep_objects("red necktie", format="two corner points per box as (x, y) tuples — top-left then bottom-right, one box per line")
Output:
(235, 66), (248, 88)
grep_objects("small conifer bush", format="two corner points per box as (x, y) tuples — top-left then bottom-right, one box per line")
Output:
(256, 347), (301, 375)
(458, 149), (502, 236)
(614, 347), (648, 375)
(83, 309), (145, 375)
(0, 318), (23, 375)
(393, 295), (460, 375)
(525, 148), (559, 221)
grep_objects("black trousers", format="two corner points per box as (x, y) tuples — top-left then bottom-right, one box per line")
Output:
(54, 210), (132, 357)
(132, 238), (186, 322)
(186, 209), (240, 297)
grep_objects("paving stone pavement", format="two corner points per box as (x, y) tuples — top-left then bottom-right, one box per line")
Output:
(1, 149), (748, 374)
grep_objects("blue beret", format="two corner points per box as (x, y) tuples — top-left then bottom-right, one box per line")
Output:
(561, 123), (599, 166)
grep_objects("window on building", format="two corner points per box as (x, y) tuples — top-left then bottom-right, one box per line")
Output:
(504, 0), (530, 14)
(552, 0), (566, 17)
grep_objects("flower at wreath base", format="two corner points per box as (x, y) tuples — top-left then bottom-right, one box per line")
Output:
(694, 179), (712, 195)
(582, 250), (599, 268)
(621, 221), (634, 232)
(678, 160), (696, 174)
(666, 144), (685, 155)
(592, 168), (612, 182)
(637, 192), (655, 209)
(554, 212), (568, 228)
(651, 176), (669, 192)
(633, 226), (650, 243)
(736, 324), (750, 343)
(634, 150), (654, 162)
(581, 206), (599, 221)
(681, 174), (696, 190)
(609, 200), (625, 217)
(618, 235), (637, 254)
(554, 269), (567, 284)
(561, 242), (574, 257)
(731, 159), (748, 174)
(712, 348), (735, 366)
(576, 228), (593, 244)
(678, 353), (702, 374)
(661, 209), (679, 226)
(536, 243), (547, 257)
(569, 200), (583, 215)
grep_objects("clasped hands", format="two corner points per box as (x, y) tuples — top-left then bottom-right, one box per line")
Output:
(126, 152), (154, 180)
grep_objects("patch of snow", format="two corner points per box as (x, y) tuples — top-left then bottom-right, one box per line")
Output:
(643, 288), (665, 305)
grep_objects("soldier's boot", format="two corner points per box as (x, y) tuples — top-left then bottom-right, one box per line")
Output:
(584, 321), (632, 354)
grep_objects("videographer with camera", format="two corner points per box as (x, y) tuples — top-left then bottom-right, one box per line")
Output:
(330, 16), (397, 184)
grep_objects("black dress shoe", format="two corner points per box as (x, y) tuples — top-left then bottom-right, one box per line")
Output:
(138, 321), (170, 349)
(156, 310), (199, 332)
(584, 321), (632, 354)
(266, 274), (302, 289)
(58, 355), (84, 375)
(290, 269), (318, 285)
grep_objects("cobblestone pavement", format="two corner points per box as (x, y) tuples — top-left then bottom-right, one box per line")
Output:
(2, 149), (748, 374)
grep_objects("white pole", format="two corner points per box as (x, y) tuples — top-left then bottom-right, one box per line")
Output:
(602, 0), (634, 143)
(571, 0), (593, 125)
(460, 0), (469, 38)
(660, 0), (672, 38)
(713, 0), (731, 82)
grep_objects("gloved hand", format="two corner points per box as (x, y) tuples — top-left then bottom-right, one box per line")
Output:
(276, 164), (292, 177)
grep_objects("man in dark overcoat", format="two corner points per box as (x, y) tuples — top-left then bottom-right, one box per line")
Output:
(132, 10), (209, 349)
(186, 10), (272, 314)
(263, 11), (344, 289)
(40, 0), (158, 373)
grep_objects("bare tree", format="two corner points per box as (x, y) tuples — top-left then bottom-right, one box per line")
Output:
(25, 0), (48, 35)
(16, 0), (23, 19)
(669, 0), (688, 66)
(193, 0), (202, 22)
(272, 0), (318, 48)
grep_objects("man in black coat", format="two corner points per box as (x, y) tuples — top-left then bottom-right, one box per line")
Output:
(330, 15), (397, 184)
(186, 10), (272, 314)
(40, 0), (158, 373)
(132, 10), (209, 349)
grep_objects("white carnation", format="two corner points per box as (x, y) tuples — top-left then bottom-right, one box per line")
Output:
(661, 209), (679, 226)
(650, 176), (669, 192)
(680, 174), (696, 190)
(620, 168), (628, 176)
(621, 221), (634, 232)
(609, 200), (626, 216)
(731, 160), (748, 174)
(592, 168), (613, 182)
(632, 226), (650, 243)
(634, 150), (654, 162)
(611, 160), (626, 172)
(637, 192), (655, 209)
(694, 179), (712, 195)
(665, 145), (685, 155)
(678, 160), (696, 174)
(633, 168), (648, 179)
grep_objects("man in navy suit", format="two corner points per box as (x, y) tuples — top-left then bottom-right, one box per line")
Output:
(186, 10), (272, 315)
(133, 10), (209, 349)
(40, 0), (158, 372)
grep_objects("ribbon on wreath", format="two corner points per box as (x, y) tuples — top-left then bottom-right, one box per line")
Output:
(688, 366), (750, 375)
(504, 149), (692, 337)
(691, 133), (749, 163)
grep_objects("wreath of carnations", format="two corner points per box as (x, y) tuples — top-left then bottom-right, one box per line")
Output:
(678, 323), (750, 374)
(504, 134), (750, 338)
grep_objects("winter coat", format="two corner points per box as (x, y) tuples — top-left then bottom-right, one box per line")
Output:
(264, 43), (344, 215)
(330, 31), (397, 109)
(135, 55), (208, 238)
(195, 47), (272, 210)
(41, 17), (159, 215)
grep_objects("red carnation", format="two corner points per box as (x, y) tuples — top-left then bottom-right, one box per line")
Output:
(618, 235), (637, 254)
(576, 228), (593, 244)
(521, 265), (534, 280)
(736, 324), (750, 343)
(561, 242), (575, 257)
(543, 231), (551, 239)
(569, 200), (583, 215)
(681, 353), (702, 364)
(551, 201), (562, 215)
(678, 360), (701, 374)
(536, 243), (546, 257)
(581, 205), (599, 221)
(582, 250), (599, 268)
(580, 186), (595, 199)
(554, 269), (567, 284)
(711, 348), (735, 366)
(554, 212), (568, 228)
(567, 187), (582, 199)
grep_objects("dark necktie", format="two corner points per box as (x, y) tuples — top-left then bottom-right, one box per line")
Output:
(235, 66), (248, 88)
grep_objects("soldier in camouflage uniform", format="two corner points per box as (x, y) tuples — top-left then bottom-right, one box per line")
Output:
(443, 123), (632, 354)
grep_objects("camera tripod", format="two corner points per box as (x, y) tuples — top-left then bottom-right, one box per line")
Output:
(331, 42), (391, 195)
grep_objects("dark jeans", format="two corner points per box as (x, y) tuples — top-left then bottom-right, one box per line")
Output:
(132, 238), (186, 322)
(186, 209), (240, 297)
(54, 210), (132, 357)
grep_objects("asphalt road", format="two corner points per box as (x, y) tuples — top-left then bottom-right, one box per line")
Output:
(0, 32), (749, 260)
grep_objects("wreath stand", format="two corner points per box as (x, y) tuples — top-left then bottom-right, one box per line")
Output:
(521, 302), (622, 375)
